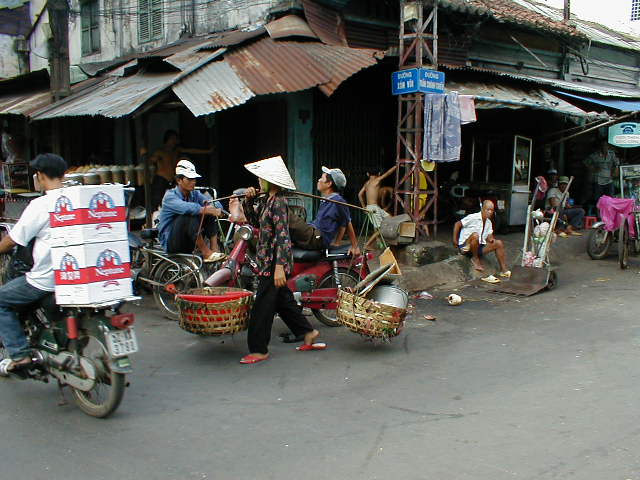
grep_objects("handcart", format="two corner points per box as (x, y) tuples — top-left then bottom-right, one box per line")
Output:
(488, 177), (572, 295)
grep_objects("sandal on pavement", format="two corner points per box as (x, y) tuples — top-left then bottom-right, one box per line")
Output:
(481, 275), (501, 284)
(570, 231), (583, 236)
(558, 232), (569, 238)
(296, 343), (327, 351)
(240, 354), (269, 365)
(499, 270), (512, 279)
(204, 252), (227, 263)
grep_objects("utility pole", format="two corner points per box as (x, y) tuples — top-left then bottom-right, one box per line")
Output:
(393, 0), (439, 238)
(48, 0), (71, 101)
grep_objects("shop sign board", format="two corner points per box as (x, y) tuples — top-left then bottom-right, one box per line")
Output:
(391, 68), (445, 95)
(609, 122), (640, 148)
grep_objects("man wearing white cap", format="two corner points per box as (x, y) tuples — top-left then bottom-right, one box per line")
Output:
(288, 166), (360, 255)
(157, 158), (225, 262)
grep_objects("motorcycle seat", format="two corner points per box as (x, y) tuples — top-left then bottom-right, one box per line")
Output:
(141, 228), (159, 240)
(292, 248), (323, 262)
(292, 244), (352, 262)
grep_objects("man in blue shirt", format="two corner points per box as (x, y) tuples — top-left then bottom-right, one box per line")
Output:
(289, 166), (360, 255)
(157, 159), (225, 262)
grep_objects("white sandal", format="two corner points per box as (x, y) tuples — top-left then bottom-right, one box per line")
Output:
(0, 358), (13, 377)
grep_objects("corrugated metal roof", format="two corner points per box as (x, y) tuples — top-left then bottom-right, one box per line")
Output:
(443, 65), (640, 98)
(31, 72), (178, 120)
(163, 39), (220, 70)
(0, 90), (50, 115)
(172, 61), (255, 117)
(302, 0), (348, 46)
(265, 15), (319, 40)
(226, 37), (331, 95)
(300, 42), (382, 95)
(199, 27), (267, 51)
(446, 79), (589, 116)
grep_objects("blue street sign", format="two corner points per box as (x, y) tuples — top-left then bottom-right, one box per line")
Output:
(391, 68), (419, 95)
(419, 68), (445, 93)
(392, 68), (445, 95)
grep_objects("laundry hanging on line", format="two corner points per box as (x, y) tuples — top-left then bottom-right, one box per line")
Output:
(423, 92), (476, 163)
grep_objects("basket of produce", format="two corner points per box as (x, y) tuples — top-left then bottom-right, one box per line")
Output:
(336, 286), (408, 340)
(176, 287), (254, 336)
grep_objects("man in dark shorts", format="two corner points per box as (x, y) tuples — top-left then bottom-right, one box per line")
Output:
(452, 200), (509, 277)
(157, 159), (225, 263)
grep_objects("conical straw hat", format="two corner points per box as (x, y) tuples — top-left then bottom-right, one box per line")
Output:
(244, 156), (296, 190)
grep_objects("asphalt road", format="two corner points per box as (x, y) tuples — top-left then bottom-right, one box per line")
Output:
(1, 235), (640, 480)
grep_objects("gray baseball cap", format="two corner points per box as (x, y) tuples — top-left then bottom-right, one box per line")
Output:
(322, 166), (347, 189)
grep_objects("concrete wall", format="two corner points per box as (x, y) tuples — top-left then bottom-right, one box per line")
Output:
(0, 34), (20, 78)
(26, 0), (284, 74)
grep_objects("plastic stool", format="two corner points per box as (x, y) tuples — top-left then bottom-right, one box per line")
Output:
(584, 216), (597, 229)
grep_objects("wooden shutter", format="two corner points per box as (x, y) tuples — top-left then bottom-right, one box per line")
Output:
(138, 0), (150, 42)
(151, 0), (163, 39)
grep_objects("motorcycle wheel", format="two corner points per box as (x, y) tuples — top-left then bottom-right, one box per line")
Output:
(70, 336), (125, 418)
(586, 225), (612, 260)
(312, 268), (360, 327)
(619, 220), (629, 269)
(151, 257), (203, 320)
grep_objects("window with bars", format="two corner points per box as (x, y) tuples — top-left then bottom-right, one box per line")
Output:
(80, 0), (100, 55)
(139, 0), (163, 43)
(632, 0), (640, 21)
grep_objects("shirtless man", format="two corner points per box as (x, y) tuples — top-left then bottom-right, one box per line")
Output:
(149, 130), (213, 212)
(358, 165), (397, 249)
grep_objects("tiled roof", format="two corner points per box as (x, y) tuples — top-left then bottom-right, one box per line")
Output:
(440, 0), (585, 39)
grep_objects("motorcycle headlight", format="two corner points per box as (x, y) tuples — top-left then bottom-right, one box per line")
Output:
(238, 225), (253, 241)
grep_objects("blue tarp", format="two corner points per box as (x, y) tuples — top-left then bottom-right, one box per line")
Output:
(555, 90), (640, 112)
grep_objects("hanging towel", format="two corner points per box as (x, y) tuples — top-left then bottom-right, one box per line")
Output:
(459, 95), (477, 124)
(423, 92), (462, 163)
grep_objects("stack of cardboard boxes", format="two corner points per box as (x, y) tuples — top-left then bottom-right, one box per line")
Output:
(48, 184), (133, 305)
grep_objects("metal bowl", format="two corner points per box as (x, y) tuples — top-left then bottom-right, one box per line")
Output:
(368, 285), (409, 309)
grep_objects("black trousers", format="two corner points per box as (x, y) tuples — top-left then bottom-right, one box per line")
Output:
(248, 274), (314, 354)
(288, 211), (325, 250)
(166, 214), (218, 254)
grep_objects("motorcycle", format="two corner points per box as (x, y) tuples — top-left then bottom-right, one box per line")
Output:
(204, 224), (372, 327)
(0, 223), (139, 418)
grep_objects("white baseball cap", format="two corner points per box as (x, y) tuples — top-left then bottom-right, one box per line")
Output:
(176, 159), (201, 179)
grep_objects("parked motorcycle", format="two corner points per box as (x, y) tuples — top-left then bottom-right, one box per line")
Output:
(204, 224), (372, 326)
(586, 220), (614, 260)
(0, 223), (139, 418)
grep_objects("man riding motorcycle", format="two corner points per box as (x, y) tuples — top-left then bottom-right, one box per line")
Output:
(0, 153), (66, 376)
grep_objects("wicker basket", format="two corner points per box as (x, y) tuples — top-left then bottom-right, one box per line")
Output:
(336, 288), (407, 340)
(176, 287), (254, 336)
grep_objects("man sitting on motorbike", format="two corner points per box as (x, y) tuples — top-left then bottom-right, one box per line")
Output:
(236, 167), (361, 256)
(0, 153), (66, 376)
(157, 159), (226, 263)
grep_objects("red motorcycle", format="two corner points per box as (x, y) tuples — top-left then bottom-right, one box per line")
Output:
(204, 224), (371, 327)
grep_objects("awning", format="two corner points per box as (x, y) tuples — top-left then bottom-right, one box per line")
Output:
(554, 90), (640, 112)
(30, 72), (179, 120)
(446, 80), (589, 117)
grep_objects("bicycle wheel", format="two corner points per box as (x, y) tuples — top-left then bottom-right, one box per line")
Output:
(618, 220), (629, 269)
(151, 256), (203, 320)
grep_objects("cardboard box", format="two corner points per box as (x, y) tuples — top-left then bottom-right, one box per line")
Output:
(49, 221), (128, 247)
(52, 240), (132, 305)
(48, 184), (126, 228)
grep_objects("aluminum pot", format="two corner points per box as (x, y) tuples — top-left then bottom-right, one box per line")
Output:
(122, 165), (135, 185)
(97, 166), (112, 184)
(82, 172), (100, 185)
(369, 285), (409, 310)
(64, 172), (83, 185)
(111, 166), (124, 184)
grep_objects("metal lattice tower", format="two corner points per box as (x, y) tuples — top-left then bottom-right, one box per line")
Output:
(394, 0), (439, 238)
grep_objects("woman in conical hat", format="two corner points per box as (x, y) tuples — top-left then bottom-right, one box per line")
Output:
(239, 156), (326, 364)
